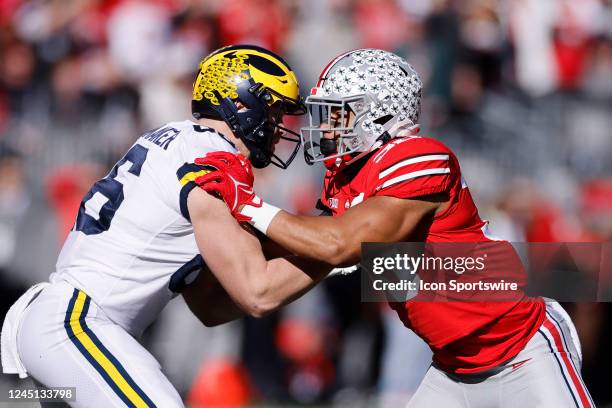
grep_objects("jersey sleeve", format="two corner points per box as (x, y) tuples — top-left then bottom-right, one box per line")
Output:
(175, 162), (215, 221)
(370, 137), (454, 199)
(173, 124), (238, 221)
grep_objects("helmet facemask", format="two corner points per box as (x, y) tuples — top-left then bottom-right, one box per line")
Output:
(301, 94), (371, 165)
(217, 81), (305, 169)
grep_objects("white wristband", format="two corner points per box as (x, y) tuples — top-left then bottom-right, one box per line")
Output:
(240, 198), (281, 234)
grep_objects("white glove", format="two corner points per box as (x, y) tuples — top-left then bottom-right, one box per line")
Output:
(327, 264), (359, 278)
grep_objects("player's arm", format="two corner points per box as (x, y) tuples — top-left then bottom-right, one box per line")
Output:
(187, 187), (332, 318)
(192, 150), (444, 267)
(182, 266), (245, 327)
(246, 226), (293, 259)
(266, 194), (445, 266)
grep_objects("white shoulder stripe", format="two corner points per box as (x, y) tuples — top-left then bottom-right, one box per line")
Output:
(378, 168), (450, 190)
(379, 154), (449, 179)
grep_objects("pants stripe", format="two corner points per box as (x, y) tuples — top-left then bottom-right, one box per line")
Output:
(542, 318), (593, 408)
(538, 329), (580, 408)
(64, 289), (156, 408)
(545, 311), (596, 408)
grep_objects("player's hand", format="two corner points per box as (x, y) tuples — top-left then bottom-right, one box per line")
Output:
(196, 151), (254, 186)
(194, 152), (261, 223)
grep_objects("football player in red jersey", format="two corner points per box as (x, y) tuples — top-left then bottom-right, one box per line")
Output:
(197, 49), (595, 407)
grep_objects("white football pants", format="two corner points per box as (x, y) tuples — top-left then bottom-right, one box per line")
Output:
(17, 281), (183, 407)
(407, 300), (595, 408)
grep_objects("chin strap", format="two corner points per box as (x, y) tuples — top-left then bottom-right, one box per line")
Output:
(388, 119), (421, 138)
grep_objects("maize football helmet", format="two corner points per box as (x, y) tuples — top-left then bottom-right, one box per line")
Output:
(192, 45), (305, 169)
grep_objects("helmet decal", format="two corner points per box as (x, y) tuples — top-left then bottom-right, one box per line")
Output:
(317, 49), (421, 126)
(193, 53), (249, 106)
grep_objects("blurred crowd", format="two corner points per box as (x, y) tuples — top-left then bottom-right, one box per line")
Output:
(1, 0), (611, 407)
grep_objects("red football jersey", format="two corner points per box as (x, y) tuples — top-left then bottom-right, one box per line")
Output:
(320, 136), (545, 374)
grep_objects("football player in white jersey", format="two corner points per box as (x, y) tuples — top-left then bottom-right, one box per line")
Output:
(1, 45), (335, 408)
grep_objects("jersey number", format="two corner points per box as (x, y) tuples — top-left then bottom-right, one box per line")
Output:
(75, 144), (149, 235)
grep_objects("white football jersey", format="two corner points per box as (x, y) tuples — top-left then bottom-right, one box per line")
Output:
(51, 120), (238, 336)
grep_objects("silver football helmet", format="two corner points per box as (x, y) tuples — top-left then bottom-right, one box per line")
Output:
(301, 49), (422, 166)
